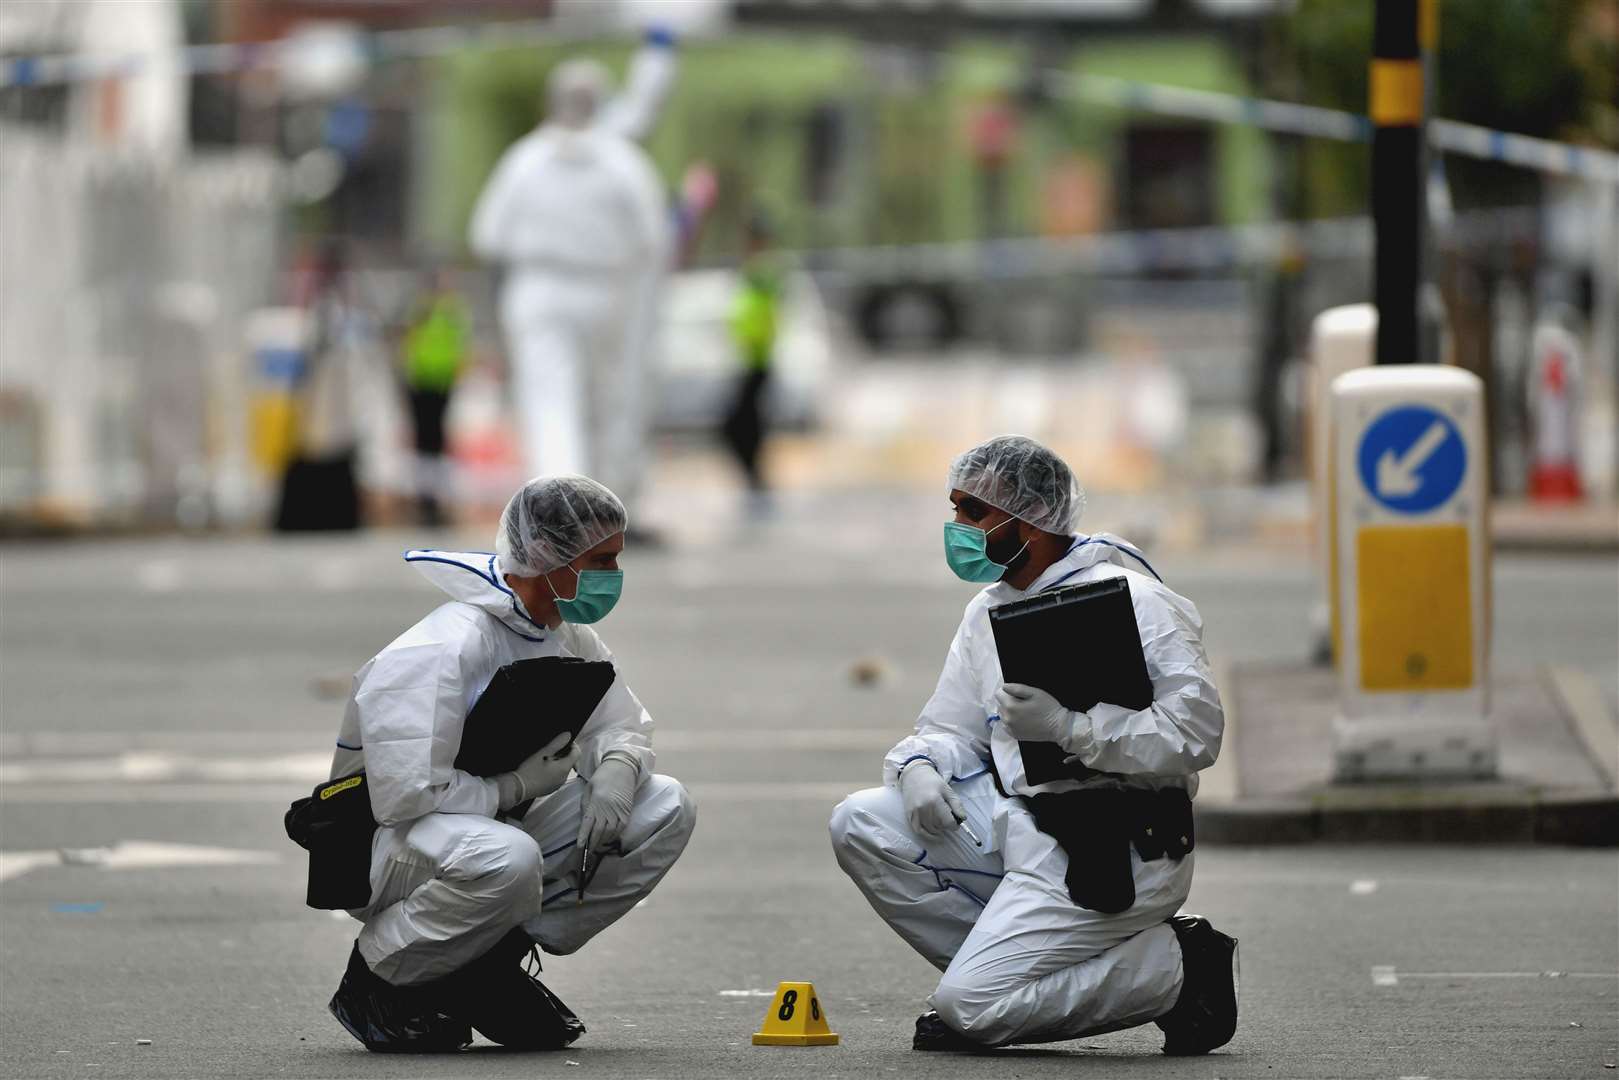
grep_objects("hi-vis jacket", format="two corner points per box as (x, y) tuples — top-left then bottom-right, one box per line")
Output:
(883, 534), (1222, 799)
(330, 550), (654, 827)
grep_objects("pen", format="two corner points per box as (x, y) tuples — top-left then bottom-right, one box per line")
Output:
(577, 847), (592, 905)
(955, 815), (983, 847)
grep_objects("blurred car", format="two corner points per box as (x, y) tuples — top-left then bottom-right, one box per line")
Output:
(653, 267), (836, 432)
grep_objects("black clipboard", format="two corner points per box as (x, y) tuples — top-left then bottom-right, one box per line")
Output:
(988, 576), (1154, 786)
(453, 656), (617, 778)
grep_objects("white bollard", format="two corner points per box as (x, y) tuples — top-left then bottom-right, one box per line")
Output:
(1526, 320), (1583, 501)
(1329, 364), (1495, 781)
(1308, 304), (1377, 665)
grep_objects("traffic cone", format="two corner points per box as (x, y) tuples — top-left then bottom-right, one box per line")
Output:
(752, 981), (839, 1046)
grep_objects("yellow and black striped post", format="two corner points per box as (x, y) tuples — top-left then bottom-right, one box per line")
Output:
(1370, 0), (1429, 365)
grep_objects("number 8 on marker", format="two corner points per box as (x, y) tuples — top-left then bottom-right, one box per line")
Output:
(778, 989), (797, 1021)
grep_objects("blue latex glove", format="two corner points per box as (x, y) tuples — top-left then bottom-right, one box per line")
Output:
(645, 25), (677, 48)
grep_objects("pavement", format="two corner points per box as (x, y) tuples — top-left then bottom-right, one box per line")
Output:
(1202, 661), (1619, 845)
(2, 470), (1617, 1078)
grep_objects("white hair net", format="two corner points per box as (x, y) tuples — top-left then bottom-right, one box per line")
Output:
(947, 434), (1085, 534)
(496, 475), (628, 577)
(547, 58), (611, 128)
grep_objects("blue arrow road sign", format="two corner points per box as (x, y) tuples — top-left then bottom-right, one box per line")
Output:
(1357, 405), (1467, 514)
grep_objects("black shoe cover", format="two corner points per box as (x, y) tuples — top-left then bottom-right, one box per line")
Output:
(912, 1009), (991, 1053)
(1155, 914), (1239, 1056)
(329, 945), (471, 1054)
(433, 927), (586, 1050)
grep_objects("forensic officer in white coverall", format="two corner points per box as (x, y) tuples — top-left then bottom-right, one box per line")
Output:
(829, 435), (1239, 1054)
(327, 474), (695, 1052)
(469, 31), (677, 516)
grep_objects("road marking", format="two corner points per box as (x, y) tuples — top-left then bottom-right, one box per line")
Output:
(1372, 966), (1618, 986)
(719, 989), (777, 998)
(0, 851), (61, 883)
(0, 731), (332, 756)
(1351, 879), (1379, 895)
(0, 751), (332, 785)
(0, 780), (871, 805)
(0, 727), (898, 758)
(0, 841), (278, 882)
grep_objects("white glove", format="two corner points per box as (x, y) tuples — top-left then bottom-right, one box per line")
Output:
(899, 761), (967, 837)
(577, 754), (639, 854)
(995, 683), (1076, 746)
(495, 732), (579, 811)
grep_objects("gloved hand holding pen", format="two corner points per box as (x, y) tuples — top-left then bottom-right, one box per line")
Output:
(897, 759), (979, 844)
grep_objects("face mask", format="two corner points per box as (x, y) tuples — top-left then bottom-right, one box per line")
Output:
(943, 516), (1028, 583)
(548, 567), (624, 624)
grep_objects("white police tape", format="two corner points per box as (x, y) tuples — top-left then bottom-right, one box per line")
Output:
(1057, 71), (1372, 145)
(4, 19), (1615, 184)
(1430, 119), (1619, 185)
(1052, 70), (1617, 184)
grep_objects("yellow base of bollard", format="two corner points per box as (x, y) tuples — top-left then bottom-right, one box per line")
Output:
(752, 981), (839, 1047)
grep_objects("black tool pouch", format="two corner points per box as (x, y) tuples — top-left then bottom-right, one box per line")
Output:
(1021, 787), (1195, 914)
(1132, 787), (1194, 862)
(284, 771), (378, 910)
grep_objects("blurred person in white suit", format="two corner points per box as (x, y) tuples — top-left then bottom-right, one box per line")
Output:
(470, 30), (678, 529)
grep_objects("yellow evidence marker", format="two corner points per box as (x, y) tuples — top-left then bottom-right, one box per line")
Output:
(752, 981), (839, 1046)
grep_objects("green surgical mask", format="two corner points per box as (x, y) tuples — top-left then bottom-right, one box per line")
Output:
(548, 567), (624, 624)
(943, 517), (1027, 583)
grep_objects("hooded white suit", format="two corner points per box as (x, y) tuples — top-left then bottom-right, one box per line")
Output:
(469, 43), (675, 510)
(331, 549), (695, 986)
(829, 534), (1223, 1046)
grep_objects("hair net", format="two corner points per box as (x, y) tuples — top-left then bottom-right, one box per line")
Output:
(947, 435), (1085, 534)
(547, 58), (611, 128)
(496, 475), (628, 577)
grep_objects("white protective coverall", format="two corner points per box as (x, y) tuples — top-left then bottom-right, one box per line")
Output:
(829, 534), (1223, 1046)
(330, 549), (695, 987)
(469, 45), (676, 510)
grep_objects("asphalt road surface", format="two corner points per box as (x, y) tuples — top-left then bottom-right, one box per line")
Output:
(3, 503), (1615, 1079)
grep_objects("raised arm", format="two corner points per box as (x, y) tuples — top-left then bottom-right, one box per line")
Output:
(596, 29), (678, 143)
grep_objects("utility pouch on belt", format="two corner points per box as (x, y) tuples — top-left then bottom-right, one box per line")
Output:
(1021, 787), (1194, 914)
(284, 770), (377, 910)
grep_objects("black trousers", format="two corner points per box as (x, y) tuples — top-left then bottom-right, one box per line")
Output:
(720, 369), (769, 489)
(408, 389), (450, 457)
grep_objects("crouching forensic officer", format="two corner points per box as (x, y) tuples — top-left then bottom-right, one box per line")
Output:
(320, 475), (695, 1052)
(829, 435), (1237, 1054)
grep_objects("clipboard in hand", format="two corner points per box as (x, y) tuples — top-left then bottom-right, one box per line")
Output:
(988, 575), (1153, 786)
(454, 656), (617, 778)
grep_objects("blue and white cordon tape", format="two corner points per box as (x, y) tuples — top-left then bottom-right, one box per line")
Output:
(3, 19), (1615, 183)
